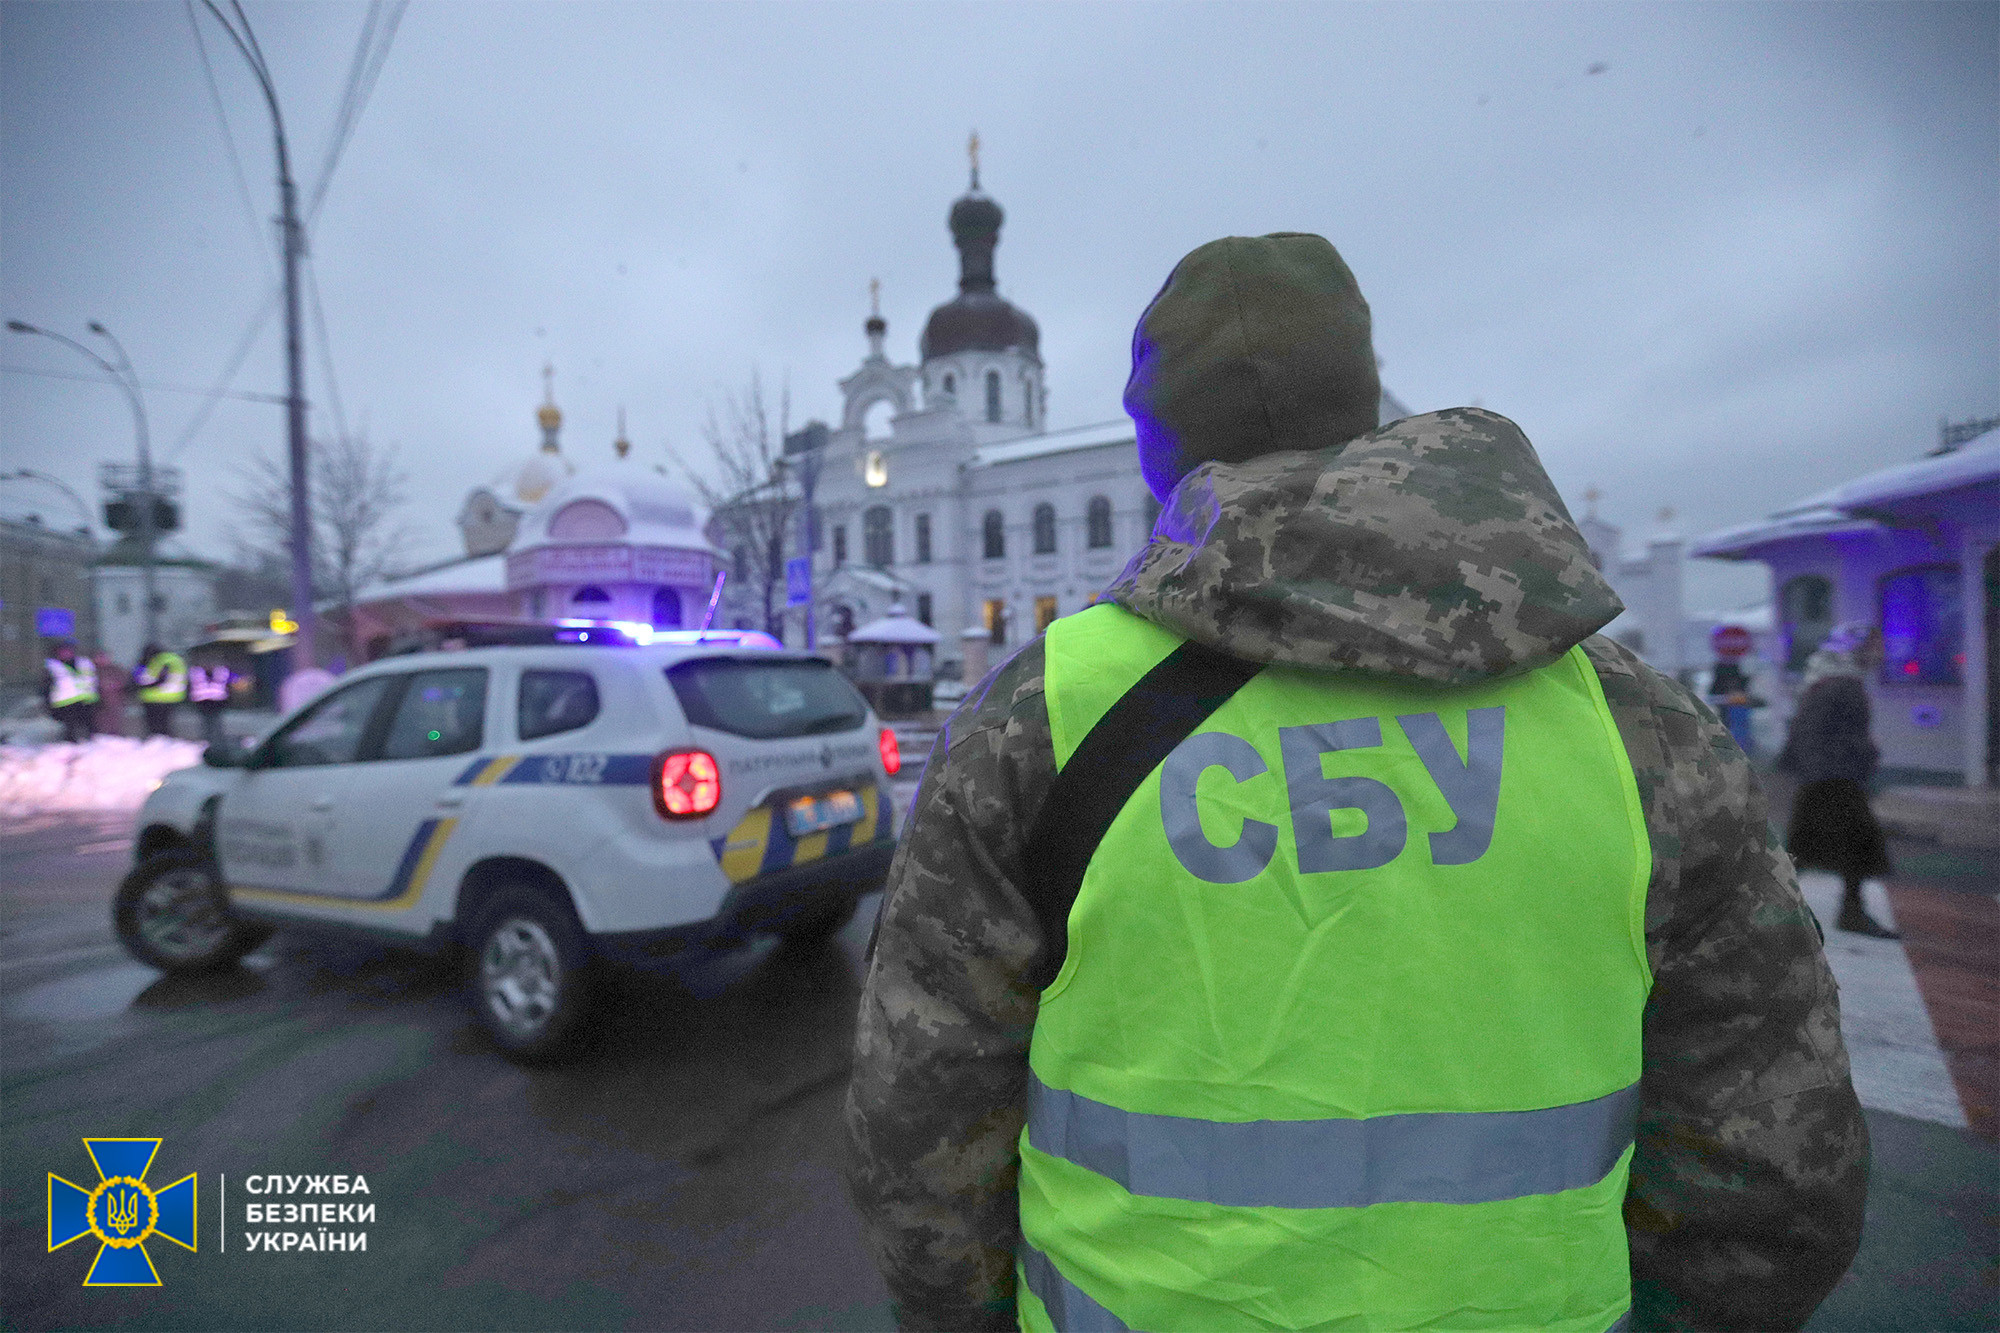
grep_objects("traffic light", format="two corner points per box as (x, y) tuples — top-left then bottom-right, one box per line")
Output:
(103, 492), (180, 534)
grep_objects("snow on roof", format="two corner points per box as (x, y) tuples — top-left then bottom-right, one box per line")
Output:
(1692, 428), (1999, 559)
(971, 419), (1136, 468)
(357, 552), (508, 601)
(1770, 427), (1999, 517)
(849, 607), (942, 645)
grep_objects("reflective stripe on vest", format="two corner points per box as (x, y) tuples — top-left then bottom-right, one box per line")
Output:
(1019, 1244), (1637, 1333)
(48, 659), (99, 706)
(1019, 603), (1652, 1333)
(1028, 1072), (1640, 1210)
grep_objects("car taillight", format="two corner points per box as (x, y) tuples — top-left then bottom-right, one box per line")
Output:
(653, 749), (720, 818)
(878, 727), (901, 776)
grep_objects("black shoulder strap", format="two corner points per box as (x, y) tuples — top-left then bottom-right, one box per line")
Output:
(1022, 639), (1263, 990)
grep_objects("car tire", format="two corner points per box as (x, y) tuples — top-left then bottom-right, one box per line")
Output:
(113, 849), (271, 973)
(466, 886), (594, 1064)
(772, 891), (859, 946)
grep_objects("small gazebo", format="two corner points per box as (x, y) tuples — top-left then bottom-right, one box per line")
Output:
(847, 604), (941, 717)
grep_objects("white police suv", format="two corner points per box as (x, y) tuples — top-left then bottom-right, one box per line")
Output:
(116, 625), (903, 1061)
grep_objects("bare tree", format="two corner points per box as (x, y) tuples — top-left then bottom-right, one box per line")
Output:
(232, 430), (409, 658)
(681, 370), (796, 638)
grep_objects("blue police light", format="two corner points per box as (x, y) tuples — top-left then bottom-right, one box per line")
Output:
(548, 618), (782, 650)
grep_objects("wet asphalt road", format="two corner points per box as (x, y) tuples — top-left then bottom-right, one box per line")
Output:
(1, 811), (896, 1332)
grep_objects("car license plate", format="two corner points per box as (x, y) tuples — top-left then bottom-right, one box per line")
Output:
(784, 790), (862, 838)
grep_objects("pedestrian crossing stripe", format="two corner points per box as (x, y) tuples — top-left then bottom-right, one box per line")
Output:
(709, 785), (884, 885)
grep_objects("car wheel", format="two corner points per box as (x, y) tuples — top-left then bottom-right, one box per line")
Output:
(113, 849), (271, 973)
(467, 887), (593, 1064)
(772, 890), (859, 946)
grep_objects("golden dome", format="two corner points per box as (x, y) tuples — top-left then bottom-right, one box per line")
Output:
(537, 401), (563, 432)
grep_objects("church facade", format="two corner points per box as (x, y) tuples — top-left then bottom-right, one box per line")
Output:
(778, 165), (1408, 681)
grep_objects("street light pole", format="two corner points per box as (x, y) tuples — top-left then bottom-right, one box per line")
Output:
(200, 1), (314, 669)
(4, 321), (158, 647)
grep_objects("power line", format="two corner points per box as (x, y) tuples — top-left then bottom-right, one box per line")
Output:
(307, 0), (408, 225)
(166, 285), (284, 461)
(183, 0), (277, 279)
(302, 258), (349, 445)
(0, 362), (286, 404)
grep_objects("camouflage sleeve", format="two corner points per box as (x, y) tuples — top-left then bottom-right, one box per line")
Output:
(1582, 637), (1869, 1331)
(845, 641), (1054, 1332)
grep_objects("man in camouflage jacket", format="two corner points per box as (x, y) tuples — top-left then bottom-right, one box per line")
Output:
(847, 233), (1867, 1332)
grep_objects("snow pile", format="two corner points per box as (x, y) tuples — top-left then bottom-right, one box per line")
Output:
(0, 735), (205, 819)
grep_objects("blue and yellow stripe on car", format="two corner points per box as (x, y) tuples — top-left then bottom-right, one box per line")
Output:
(230, 817), (458, 912)
(455, 753), (653, 786)
(708, 785), (884, 885)
(455, 754), (522, 786)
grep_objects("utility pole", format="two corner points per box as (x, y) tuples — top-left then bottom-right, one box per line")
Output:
(202, 1), (314, 670)
(88, 324), (158, 649)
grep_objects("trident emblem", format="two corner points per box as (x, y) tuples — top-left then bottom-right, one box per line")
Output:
(48, 1139), (196, 1286)
(106, 1184), (143, 1235)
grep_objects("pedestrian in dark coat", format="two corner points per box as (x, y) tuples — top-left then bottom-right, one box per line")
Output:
(1783, 627), (1897, 938)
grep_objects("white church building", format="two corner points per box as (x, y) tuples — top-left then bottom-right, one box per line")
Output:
(785, 163), (1410, 683)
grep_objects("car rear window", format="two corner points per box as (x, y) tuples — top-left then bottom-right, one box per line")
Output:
(665, 657), (866, 740)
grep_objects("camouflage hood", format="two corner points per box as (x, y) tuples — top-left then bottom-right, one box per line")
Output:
(1106, 407), (1623, 685)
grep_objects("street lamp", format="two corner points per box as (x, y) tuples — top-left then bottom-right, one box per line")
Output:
(6, 319), (160, 647)
(0, 468), (93, 535)
(194, 1), (313, 669)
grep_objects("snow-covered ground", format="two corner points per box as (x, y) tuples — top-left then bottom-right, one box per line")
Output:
(0, 735), (204, 820)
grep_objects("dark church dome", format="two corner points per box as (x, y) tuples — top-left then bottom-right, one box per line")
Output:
(921, 186), (1040, 363)
(921, 291), (1040, 362)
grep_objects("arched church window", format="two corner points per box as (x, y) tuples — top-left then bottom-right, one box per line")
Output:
(1086, 496), (1113, 549)
(915, 513), (933, 564)
(833, 524), (848, 566)
(985, 371), (1002, 423)
(942, 372), (956, 396)
(1032, 503), (1057, 555)
(1779, 574), (1834, 671)
(983, 510), (1005, 560)
(864, 506), (895, 568)
(652, 587), (682, 629)
(572, 586), (612, 605)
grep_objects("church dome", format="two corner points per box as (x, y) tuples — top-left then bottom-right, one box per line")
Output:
(490, 446), (573, 508)
(921, 184), (1040, 363)
(922, 292), (1041, 362)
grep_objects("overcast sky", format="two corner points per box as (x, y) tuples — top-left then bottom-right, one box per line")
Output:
(3, 0), (1995, 613)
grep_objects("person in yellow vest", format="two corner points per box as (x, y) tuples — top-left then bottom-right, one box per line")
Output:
(133, 641), (188, 739)
(42, 640), (99, 743)
(847, 235), (1867, 1332)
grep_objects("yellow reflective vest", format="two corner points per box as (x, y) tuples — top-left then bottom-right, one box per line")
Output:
(137, 651), (188, 705)
(1018, 605), (1652, 1332)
